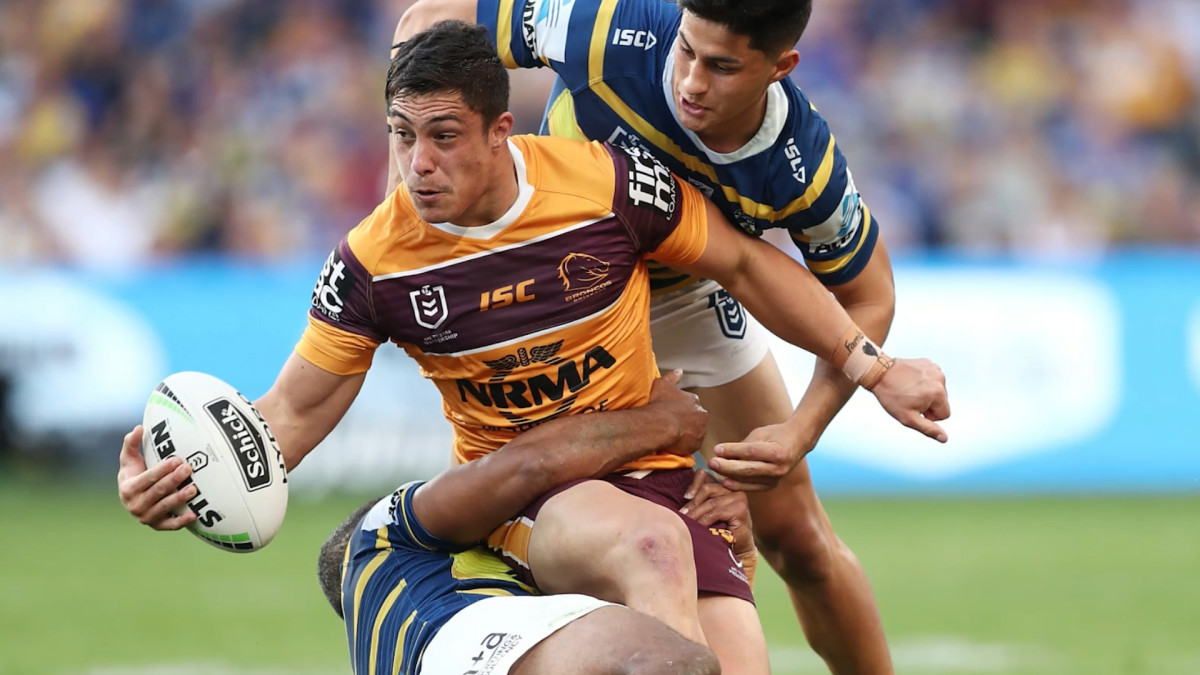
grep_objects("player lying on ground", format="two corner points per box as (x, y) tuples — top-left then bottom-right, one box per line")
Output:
(316, 371), (754, 675)
(392, 2), (913, 672)
(119, 20), (949, 675)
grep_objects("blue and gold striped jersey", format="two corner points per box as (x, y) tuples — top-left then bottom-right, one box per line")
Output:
(478, 0), (879, 290)
(341, 483), (536, 675)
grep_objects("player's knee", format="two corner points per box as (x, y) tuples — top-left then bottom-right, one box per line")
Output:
(622, 641), (720, 675)
(617, 514), (693, 586)
(757, 514), (840, 587)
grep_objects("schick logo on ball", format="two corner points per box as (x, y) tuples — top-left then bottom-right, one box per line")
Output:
(205, 399), (272, 492)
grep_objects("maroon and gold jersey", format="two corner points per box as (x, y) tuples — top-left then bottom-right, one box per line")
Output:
(297, 135), (709, 471)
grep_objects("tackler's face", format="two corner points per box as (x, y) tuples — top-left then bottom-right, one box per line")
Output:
(388, 91), (498, 226)
(671, 11), (797, 147)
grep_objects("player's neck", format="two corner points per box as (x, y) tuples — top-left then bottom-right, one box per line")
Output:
(695, 95), (768, 154)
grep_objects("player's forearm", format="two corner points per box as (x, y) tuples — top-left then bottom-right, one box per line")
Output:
(254, 352), (365, 472)
(417, 405), (690, 544)
(784, 241), (897, 447)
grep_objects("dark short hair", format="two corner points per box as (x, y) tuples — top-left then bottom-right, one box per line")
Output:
(677, 0), (812, 55)
(385, 20), (509, 126)
(317, 497), (383, 619)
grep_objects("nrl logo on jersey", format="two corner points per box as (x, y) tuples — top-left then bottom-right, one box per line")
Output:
(410, 284), (448, 330)
(708, 290), (747, 339)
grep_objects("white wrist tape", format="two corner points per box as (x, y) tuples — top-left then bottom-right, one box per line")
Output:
(830, 326), (894, 391)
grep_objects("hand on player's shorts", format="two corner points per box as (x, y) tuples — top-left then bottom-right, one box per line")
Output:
(117, 425), (198, 531)
(870, 357), (950, 443)
(704, 422), (806, 492)
(648, 370), (708, 457)
(680, 470), (758, 587)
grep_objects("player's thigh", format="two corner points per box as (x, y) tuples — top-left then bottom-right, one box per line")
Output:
(696, 593), (770, 675)
(528, 480), (693, 593)
(514, 605), (718, 675)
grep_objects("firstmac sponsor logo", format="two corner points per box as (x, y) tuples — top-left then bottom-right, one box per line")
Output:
(206, 399), (272, 492)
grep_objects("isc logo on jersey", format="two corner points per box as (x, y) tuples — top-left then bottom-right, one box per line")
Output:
(621, 145), (677, 220)
(612, 28), (656, 50)
(313, 248), (356, 322)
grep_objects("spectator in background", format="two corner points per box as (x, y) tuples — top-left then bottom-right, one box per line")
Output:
(1, 0), (1197, 267)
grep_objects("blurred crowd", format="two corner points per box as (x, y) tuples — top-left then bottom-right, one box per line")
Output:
(1, 0), (1197, 269)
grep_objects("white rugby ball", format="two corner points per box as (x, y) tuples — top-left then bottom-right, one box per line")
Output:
(140, 371), (288, 552)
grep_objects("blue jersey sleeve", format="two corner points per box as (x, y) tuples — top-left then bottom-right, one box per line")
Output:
(358, 483), (472, 554)
(477, 0), (679, 87)
(776, 99), (880, 286)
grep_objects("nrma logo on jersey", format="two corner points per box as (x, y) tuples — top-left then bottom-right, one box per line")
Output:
(457, 345), (615, 410)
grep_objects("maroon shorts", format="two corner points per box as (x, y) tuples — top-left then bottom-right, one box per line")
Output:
(488, 467), (753, 604)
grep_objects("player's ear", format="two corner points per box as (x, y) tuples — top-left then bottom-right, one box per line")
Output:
(769, 49), (800, 84)
(490, 111), (515, 150)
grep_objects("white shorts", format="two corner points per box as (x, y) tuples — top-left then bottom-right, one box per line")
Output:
(650, 279), (771, 389)
(419, 594), (614, 675)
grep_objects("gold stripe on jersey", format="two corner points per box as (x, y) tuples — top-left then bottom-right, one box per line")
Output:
(398, 493), (436, 552)
(352, 535), (391, 649)
(585, 1), (837, 224)
(495, 0), (518, 68)
(802, 204), (874, 277)
(390, 609), (418, 675)
(547, 89), (589, 142)
(450, 548), (537, 593)
(458, 588), (516, 598)
(368, 579), (409, 675)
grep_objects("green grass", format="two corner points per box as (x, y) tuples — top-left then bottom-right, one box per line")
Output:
(1, 478), (1197, 675)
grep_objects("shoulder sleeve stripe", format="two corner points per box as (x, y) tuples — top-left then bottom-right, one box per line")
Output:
(804, 204), (875, 279)
(295, 317), (379, 376)
(494, 0), (519, 68)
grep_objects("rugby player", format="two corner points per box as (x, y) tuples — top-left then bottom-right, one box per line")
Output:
(391, 1), (908, 671)
(118, 20), (948, 675)
(315, 371), (744, 675)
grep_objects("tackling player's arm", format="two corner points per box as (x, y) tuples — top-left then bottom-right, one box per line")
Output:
(412, 371), (707, 543)
(671, 198), (949, 464)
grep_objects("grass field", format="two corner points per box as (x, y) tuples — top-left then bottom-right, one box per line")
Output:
(1, 477), (1197, 675)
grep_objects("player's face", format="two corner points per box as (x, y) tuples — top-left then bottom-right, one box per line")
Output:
(672, 12), (799, 151)
(388, 92), (514, 226)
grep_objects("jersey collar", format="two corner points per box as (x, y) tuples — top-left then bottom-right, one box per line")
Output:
(661, 47), (788, 165)
(427, 139), (534, 238)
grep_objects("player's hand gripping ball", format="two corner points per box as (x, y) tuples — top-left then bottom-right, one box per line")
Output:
(140, 372), (288, 552)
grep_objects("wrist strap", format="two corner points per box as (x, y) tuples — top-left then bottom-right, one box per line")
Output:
(830, 326), (894, 391)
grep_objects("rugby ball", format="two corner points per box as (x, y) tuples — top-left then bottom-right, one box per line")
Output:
(140, 371), (288, 552)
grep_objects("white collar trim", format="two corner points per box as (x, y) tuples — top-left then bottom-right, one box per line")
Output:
(428, 139), (533, 238)
(662, 47), (789, 165)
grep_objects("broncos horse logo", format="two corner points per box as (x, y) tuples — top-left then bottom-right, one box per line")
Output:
(557, 253), (610, 291)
